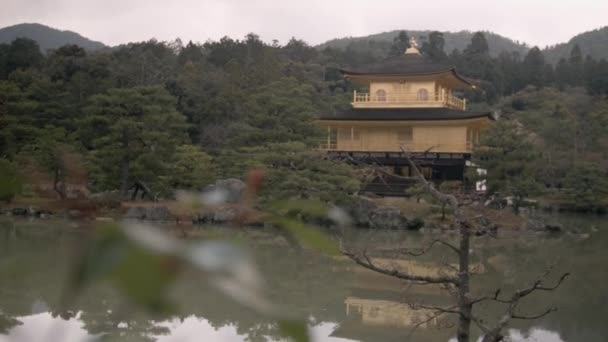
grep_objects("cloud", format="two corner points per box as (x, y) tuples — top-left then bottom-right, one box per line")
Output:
(1, 0), (607, 47)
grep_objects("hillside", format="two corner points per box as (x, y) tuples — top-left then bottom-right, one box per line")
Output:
(317, 30), (530, 58)
(543, 26), (608, 64)
(0, 23), (106, 52)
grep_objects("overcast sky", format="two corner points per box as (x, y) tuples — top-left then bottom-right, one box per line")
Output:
(2, 0), (607, 47)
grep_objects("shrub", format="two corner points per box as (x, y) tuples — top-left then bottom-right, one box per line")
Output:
(0, 159), (22, 202)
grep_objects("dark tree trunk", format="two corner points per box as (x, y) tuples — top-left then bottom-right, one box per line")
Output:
(53, 168), (66, 200)
(119, 158), (130, 198)
(457, 222), (472, 342)
(119, 128), (130, 198)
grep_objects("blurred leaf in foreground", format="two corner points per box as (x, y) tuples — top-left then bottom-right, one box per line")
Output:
(278, 320), (309, 342)
(269, 216), (340, 256)
(67, 224), (178, 314)
(266, 199), (348, 256)
(270, 199), (329, 218)
(66, 222), (310, 341)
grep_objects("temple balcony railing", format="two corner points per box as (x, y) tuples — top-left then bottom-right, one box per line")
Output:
(352, 91), (466, 110)
(319, 140), (473, 154)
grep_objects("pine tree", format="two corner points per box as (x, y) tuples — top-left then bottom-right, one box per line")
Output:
(177, 41), (204, 66)
(5, 38), (43, 76)
(460, 32), (501, 102)
(564, 162), (608, 211)
(82, 86), (189, 196)
(587, 59), (608, 95)
(388, 31), (410, 57)
(420, 31), (447, 61)
(555, 58), (569, 90)
(473, 120), (543, 211)
(463, 32), (490, 56)
(522, 47), (547, 88)
(568, 44), (584, 86)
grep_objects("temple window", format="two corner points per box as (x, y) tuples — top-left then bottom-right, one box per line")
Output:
(417, 88), (429, 101)
(397, 127), (413, 143)
(352, 127), (360, 140)
(375, 89), (387, 102)
(339, 127), (351, 141)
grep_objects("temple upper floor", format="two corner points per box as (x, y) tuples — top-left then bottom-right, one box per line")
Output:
(339, 41), (474, 111)
(352, 79), (466, 110)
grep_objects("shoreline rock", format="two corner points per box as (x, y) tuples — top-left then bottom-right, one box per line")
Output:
(195, 206), (239, 224)
(349, 196), (423, 230)
(124, 206), (174, 221)
(202, 178), (246, 204)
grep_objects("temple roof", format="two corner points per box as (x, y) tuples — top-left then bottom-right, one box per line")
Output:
(339, 52), (474, 87)
(340, 53), (454, 75)
(319, 108), (494, 121)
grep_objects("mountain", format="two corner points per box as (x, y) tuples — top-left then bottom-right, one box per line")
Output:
(543, 26), (608, 64)
(317, 30), (530, 58)
(0, 23), (106, 52)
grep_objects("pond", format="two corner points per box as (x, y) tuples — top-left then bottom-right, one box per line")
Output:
(0, 214), (606, 342)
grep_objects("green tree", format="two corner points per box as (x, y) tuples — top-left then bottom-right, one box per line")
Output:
(22, 127), (75, 199)
(0, 80), (41, 158)
(177, 41), (204, 66)
(167, 145), (216, 190)
(83, 86), (188, 196)
(473, 120), (543, 211)
(563, 162), (608, 211)
(109, 40), (177, 87)
(0, 43), (10, 79)
(568, 44), (584, 86)
(587, 59), (608, 96)
(169, 61), (230, 143)
(0, 158), (21, 202)
(215, 142), (359, 204)
(228, 77), (322, 147)
(555, 58), (569, 90)
(283, 38), (318, 63)
(460, 32), (502, 103)
(522, 47), (547, 88)
(496, 51), (524, 94)
(5, 38), (43, 76)
(46, 44), (87, 82)
(420, 31), (447, 61)
(388, 31), (410, 57)
(463, 32), (489, 56)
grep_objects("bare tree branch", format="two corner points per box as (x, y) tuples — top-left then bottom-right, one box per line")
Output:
(397, 238), (460, 257)
(512, 307), (557, 320)
(467, 312), (493, 335)
(408, 302), (462, 316)
(474, 272), (570, 306)
(438, 259), (460, 274)
(341, 250), (459, 285)
(480, 272), (569, 342)
(400, 147), (459, 210)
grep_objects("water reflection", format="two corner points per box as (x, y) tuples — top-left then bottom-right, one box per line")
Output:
(0, 312), (89, 342)
(0, 216), (606, 341)
(152, 318), (353, 342)
(0, 313), (355, 342)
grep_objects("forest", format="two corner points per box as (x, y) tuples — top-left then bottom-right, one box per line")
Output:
(1, 30), (608, 210)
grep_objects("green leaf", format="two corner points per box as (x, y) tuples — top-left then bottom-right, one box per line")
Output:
(110, 248), (178, 314)
(270, 199), (328, 218)
(68, 223), (128, 292)
(67, 223), (178, 314)
(278, 320), (309, 342)
(270, 216), (340, 256)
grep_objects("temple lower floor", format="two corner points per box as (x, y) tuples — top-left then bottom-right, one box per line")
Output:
(327, 151), (473, 196)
